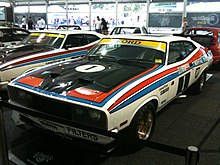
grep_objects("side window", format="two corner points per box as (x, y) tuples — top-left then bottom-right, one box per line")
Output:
(13, 29), (29, 41)
(85, 34), (100, 43)
(63, 34), (87, 48)
(168, 42), (186, 64)
(183, 41), (196, 55)
(142, 27), (148, 34)
(133, 28), (141, 34)
(0, 29), (12, 42)
(168, 41), (196, 65)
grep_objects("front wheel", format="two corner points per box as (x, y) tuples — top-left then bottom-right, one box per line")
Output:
(128, 102), (156, 142)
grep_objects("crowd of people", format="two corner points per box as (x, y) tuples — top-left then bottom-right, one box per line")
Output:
(20, 15), (46, 30)
(20, 15), (109, 35)
(95, 16), (108, 35)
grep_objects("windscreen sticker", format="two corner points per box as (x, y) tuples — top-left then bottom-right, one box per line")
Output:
(30, 33), (65, 38)
(100, 38), (166, 52)
(155, 59), (162, 64)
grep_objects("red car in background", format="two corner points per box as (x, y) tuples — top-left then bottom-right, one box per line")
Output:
(179, 27), (220, 64)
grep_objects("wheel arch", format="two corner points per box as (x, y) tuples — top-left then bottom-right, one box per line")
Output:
(131, 96), (159, 122)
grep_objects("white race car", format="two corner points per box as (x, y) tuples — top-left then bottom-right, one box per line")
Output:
(7, 34), (213, 149)
(0, 30), (104, 90)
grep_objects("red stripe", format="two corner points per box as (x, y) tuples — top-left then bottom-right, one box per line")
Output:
(107, 50), (204, 111)
(2, 45), (94, 70)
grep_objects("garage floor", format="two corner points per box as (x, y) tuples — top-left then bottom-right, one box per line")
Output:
(2, 64), (220, 165)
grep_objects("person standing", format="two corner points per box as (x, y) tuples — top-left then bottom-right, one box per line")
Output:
(37, 17), (46, 30)
(27, 16), (34, 30)
(101, 18), (108, 35)
(95, 16), (101, 33)
(21, 15), (26, 29)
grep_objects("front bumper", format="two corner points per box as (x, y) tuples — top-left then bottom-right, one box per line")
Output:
(1, 100), (120, 153)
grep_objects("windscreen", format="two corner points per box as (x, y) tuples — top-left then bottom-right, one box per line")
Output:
(18, 32), (65, 49)
(88, 38), (166, 65)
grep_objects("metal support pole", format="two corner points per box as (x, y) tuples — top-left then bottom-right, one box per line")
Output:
(66, 0), (68, 26)
(115, 0), (118, 26)
(185, 146), (199, 165)
(89, 0), (92, 31)
(145, 0), (150, 31)
(45, 0), (49, 29)
(0, 99), (9, 165)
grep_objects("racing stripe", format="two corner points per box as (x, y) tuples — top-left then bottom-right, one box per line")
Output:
(0, 45), (93, 71)
(108, 49), (206, 112)
(12, 49), (208, 110)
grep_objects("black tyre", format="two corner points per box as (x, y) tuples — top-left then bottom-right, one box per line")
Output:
(128, 102), (156, 142)
(190, 71), (206, 95)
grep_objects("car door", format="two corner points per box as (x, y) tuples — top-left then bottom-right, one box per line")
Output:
(167, 41), (197, 101)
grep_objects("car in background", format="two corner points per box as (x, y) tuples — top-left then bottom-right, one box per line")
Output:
(57, 25), (82, 30)
(0, 30), (104, 90)
(0, 26), (30, 48)
(176, 27), (220, 64)
(109, 26), (149, 35)
(6, 35), (212, 149)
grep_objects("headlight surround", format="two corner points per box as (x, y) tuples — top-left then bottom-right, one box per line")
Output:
(8, 86), (108, 130)
(16, 89), (33, 107)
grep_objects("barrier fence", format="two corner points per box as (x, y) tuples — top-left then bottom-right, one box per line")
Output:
(0, 100), (199, 165)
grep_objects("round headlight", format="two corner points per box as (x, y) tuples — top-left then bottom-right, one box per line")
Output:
(89, 111), (101, 120)
(17, 90), (26, 99)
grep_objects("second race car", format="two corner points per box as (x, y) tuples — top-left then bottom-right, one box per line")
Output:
(0, 30), (104, 90)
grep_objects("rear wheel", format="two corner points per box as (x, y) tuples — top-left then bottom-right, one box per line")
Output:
(190, 71), (206, 95)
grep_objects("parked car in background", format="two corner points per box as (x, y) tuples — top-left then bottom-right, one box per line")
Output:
(6, 35), (212, 149)
(176, 27), (220, 64)
(0, 30), (104, 90)
(109, 26), (149, 35)
(0, 26), (30, 48)
(57, 25), (82, 30)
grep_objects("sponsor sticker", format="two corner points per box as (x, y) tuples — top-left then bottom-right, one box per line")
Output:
(26, 115), (115, 144)
(100, 38), (166, 51)
(30, 33), (65, 38)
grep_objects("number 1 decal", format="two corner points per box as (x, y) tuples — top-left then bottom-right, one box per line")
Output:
(176, 72), (191, 95)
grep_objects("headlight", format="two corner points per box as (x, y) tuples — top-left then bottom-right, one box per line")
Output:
(71, 106), (107, 129)
(16, 89), (33, 106)
(88, 110), (101, 121)
(75, 108), (84, 115)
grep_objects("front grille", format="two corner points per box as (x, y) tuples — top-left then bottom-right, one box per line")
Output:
(8, 85), (107, 129)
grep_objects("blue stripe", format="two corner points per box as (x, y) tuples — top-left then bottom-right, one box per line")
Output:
(109, 58), (208, 113)
(109, 71), (179, 113)
(13, 65), (163, 107)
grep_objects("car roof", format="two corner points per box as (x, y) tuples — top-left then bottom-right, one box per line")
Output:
(112, 26), (145, 28)
(31, 29), (103, 35)
(104, 34), (191, 43)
